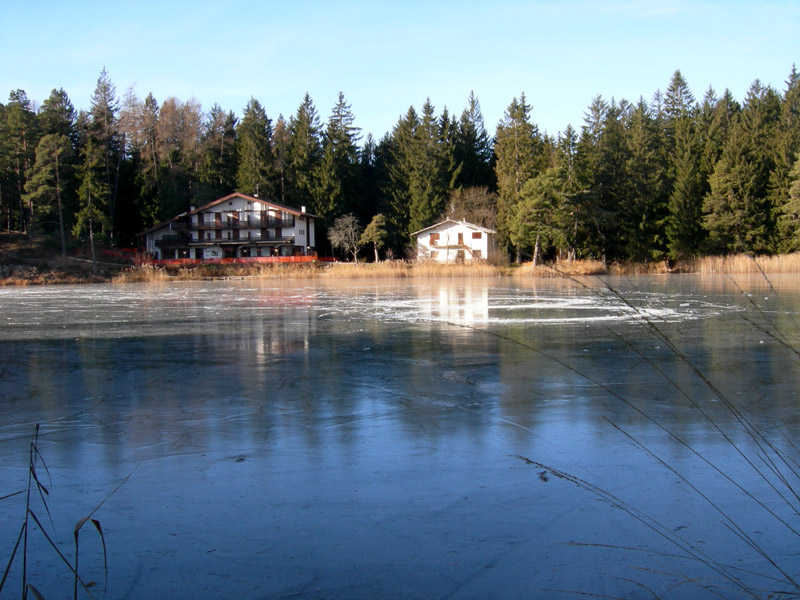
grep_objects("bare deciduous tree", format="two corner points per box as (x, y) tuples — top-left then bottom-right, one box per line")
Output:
(441, 186), (497, 228)
(328, 213), (362, 263)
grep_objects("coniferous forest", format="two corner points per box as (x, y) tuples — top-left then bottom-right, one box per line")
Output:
(2, 66), (800, 262)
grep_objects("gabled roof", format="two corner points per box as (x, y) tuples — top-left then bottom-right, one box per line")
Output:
(189, 192), (316, 218)
(411, 219), (496, 236)
(137, 192), (318, 236)
(137, 211), (189, 236)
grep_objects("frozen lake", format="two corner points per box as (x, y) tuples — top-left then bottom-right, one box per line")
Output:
(2, 274), (800, 599)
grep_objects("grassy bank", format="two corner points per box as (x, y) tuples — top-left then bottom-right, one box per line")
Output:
(0, 232), (129, 285)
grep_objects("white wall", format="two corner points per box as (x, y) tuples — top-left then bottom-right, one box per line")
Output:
(415, 222), (494, 263)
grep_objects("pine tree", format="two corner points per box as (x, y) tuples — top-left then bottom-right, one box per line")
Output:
(510, 168), (570, 264)
(574, 96), (628, 260)
(198, 104), (238, 204)
(625, 99), (670, 260)
(666, 124), (704, 258)
(703, 125), (769, 253)
(739, 80), (782, 249)
(696, 87), (720, 194)
(453, 91), (493, 189)
(287, 94), (323, 210)
(88, 68), (121, 237)
(39, 88), (77, 142)
(271, 115), (290, 204)
(235, 97), (273, 197)
(23, 134), (73, 256)
(664, 70), (696, 137)
(494, 94), (542, 260)
(407, 99), (455, 234)
(314, 92), (361, 222)
(770, 66), (800, 250)
(556, 125), (578, 184)
(129, 93), (162, 225)
(1, 90), (39, 232)
(355, 133), (380, 225)
(777, 152), (800, 250)
(73, 140), (110, 272)
(383, 107), (418, 248)
(662, 72), (703, 258)
(359, 213), (387, 262)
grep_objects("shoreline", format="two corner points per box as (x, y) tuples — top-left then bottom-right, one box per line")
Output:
(4, 252), (800, 286)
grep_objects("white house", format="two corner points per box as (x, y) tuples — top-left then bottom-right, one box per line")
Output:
(140, 192), (317, 260)
(412, 220), (496, 263)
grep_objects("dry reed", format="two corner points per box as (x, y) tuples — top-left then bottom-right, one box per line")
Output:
(1, 425), (127, 600)
(112, 262), (325, 282)
(680, 252), (800, 274)
(110, 253), (800, 284)
(514, 259), (611, 277)
(321, 261), (504, 279)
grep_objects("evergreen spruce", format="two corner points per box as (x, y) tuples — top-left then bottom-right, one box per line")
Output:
(235, 97), (273, 198)
(88, 68), (120, 237)
(287, 94), (323, 211)
(494, 94), (542, 261)
(453, 91), (494, 190)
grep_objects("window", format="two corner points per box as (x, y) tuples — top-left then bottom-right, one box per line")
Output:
(473, 250), (482, 258)
(472, 232), (482, 239)
(299, 229), (305, 235)
(458, 233), (464, 245)
(430, 251), (439, 259)
(430, 232), (440, 246)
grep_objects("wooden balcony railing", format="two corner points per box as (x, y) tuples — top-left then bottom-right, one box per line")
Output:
(191, 217), (295, 230)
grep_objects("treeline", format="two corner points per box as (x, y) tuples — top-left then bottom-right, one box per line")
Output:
(1, 67), (799, 261)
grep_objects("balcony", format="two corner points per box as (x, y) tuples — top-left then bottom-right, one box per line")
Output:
(192, 215), (295, 230)
(189, 234), (295, 245)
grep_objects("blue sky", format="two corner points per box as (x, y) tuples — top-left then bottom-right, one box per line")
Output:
(2, 0), (798, 141)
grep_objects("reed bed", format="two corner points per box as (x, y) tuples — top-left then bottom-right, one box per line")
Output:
(112, 262), (325, 282)
(321, 261), (504, 279)
(113, 260), (506, 282)
(680, 252), (800, 274)
(514, 259), (612, 277)
(110, 253), (800, 285)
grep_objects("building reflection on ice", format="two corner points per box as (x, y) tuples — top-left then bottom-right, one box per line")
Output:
(415, 283), (490, 326)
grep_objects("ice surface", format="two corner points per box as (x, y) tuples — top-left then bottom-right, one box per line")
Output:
(1, 275), (800, 598)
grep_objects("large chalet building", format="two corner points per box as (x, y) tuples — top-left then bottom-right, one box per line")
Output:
(140, 193), (317, 261)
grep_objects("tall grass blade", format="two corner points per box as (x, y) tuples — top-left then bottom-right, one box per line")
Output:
(73, 517), (108, 600)
(26, 510), (96, 599)
(0, 522), (26, 594)
(0, 490), (25, 501)
(514, 455), (762, 599)
(605, 417), (800, 589)
(25, 583), (46, 600)
(72, 466), (134, 598)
